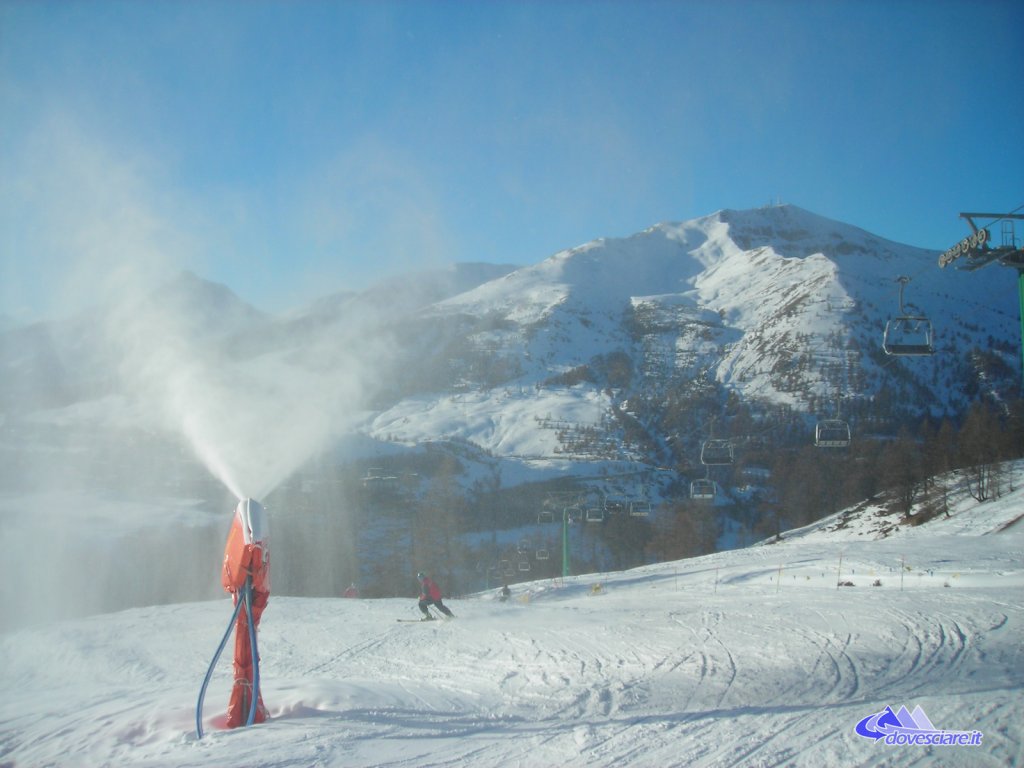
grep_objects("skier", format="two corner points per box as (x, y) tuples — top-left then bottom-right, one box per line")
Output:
(417, 571), (455, 619)
(343, 583), (359, 598)
(499, 583), (511, 602)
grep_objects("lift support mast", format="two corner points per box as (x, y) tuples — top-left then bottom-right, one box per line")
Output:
(939, 212), (1024, 394)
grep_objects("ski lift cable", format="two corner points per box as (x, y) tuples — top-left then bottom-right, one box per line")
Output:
(956, 204), (1024, 255)
(669, 281), (925, 451)
(886, 204), (1022, 356)
(679, 217), (996, 449)
(961, 203), (1024, 230)
(670, 333), (855, 449)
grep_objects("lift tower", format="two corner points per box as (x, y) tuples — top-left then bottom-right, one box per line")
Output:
(938, 211), (1024, 394)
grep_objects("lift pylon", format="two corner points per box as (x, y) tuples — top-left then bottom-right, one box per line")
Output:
(939, 211), (1024, 393)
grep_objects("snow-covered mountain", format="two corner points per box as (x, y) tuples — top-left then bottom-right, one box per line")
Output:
(366, 205), (1018, 473)
(2, 205), (1019, 489)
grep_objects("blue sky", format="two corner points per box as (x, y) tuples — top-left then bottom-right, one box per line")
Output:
(2, 0), (1022, 321)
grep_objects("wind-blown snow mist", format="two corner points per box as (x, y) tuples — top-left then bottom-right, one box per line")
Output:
(0, 269), (394, 631)
(0, 270), (395, 638)
(0, 121), (401, 630)
(104, 285), (381, 502)
(0, 276), (393, 630)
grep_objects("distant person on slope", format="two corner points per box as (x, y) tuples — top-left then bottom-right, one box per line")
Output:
(417, 572), (455, 620)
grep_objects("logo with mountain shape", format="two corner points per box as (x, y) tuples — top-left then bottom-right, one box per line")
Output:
(855, 704), (983, 747)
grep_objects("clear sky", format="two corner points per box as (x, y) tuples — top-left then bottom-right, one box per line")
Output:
(2, 0), (1022, 322)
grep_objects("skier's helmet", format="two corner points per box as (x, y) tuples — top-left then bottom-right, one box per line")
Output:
(417, 571), (425, 581)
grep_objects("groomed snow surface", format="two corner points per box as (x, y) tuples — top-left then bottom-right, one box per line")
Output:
(3, 468), (1023, 768)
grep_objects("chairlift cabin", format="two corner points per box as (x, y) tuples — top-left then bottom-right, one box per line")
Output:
(690, 478), (716, 501)
(701, 439), (734, 466)
(518, 560), (531, 573)
(815, 419), (851, 448)
(584, 507), (605, 523)
(629, 500), (651, 517)
(538, 509), (554, 524)
(883, 276), (935, 357)
(883, 317), (935, 356)
(604, 499), (628, 516)
(535, 548), (550, 561)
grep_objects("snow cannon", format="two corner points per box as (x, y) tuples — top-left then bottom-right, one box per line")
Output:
(196, 499), (271, 737)
(221, 498), (270, 729)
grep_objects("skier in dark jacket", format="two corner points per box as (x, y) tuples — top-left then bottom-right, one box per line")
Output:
(417, 572), (455, 619)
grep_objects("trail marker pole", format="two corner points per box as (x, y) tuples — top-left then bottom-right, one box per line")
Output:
(561, 507), (571, 578)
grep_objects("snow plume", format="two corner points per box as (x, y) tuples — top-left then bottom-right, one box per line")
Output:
(0, 117), (397, 629)
(31, 116), (394, 501)
(1, 267), (393, 631)
(102, 285), (384, 502)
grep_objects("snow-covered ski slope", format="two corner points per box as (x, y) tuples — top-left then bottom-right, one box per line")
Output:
(2, 468), (1022, 767)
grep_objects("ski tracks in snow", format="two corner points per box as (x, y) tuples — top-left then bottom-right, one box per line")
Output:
(5, 574), (1020, 768)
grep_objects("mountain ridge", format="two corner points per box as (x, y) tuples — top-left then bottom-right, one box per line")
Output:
(386, 204), (1015, 421)
(1, 204), (1019, 495)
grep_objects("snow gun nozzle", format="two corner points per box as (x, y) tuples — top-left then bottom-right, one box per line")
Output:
(234, 498), (269, 546)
